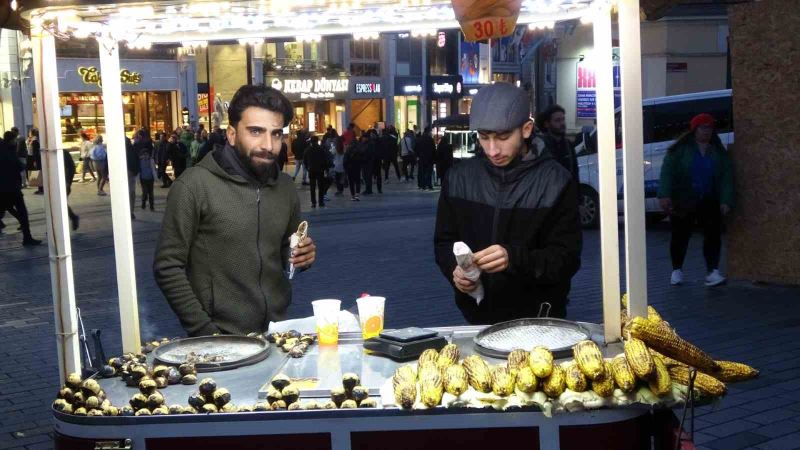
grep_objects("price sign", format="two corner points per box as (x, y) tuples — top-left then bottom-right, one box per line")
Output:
(451, 0), (521, 42)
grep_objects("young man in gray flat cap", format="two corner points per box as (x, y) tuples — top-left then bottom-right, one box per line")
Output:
(434, 83), (582, 324)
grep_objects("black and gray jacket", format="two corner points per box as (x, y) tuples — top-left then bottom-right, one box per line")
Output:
(434, 153), (582, 324)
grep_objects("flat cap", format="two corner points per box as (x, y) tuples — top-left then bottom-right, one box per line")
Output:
(470, 83), (531, 132)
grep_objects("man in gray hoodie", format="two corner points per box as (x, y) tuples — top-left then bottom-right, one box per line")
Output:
(154, 85), (316, 336)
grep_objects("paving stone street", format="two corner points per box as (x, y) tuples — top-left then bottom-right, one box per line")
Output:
(1, 169), (799, 450)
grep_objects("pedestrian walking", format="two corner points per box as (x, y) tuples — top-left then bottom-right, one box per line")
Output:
(416, 127), (435, 190)
(362, 130), (382, 194)
(12, 128), (28, 188)
(332, 144), (346, 195)
(278, 140), (289, 172)
(304, 136), (331, 208)
(658, 113), (733, 287)
(344, 137), (364, 201)
(0, 131), (41, 246)
(139, 149), (157, 211)
(341, 122), (356, 148)
(168, 133), (188, 179)
(29, 129), (43, 195)
(435, 135), (454, 186)
(400, 129), (415, 181)
(190, 131), (205, 166)
(381, 125), (401, 181)
(91, 135), (109, 196)
(126, 136), (140, 219)
(62, 149), (80, 230)
(292, 129), (309, 185)
(154, 132), (171, 187)
(78, 132), (96, 182)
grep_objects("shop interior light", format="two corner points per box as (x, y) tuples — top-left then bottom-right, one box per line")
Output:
(10, 0), (17, 11)
(237, 37), (264, 46)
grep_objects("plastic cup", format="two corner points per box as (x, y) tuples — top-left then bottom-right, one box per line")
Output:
(356, 296), (385, 340)
(312, 299), (341, 345)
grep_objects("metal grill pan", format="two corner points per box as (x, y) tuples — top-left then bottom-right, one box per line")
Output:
(473, 318), (591, 359)
(152, 335), (270, 372)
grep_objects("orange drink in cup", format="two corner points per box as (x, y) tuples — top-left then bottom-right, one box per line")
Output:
(356, 296), (385, 340)
(312, 299), (341, 345)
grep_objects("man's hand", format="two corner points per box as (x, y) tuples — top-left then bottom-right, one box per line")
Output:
(473, 245), (509, 273)
(290, 236), (316, 269)
(720, 204), (730, 216)
(659, 197), (673, 214)
(453, 266), (478, 294)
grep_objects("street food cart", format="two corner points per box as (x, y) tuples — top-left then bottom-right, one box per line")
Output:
(20, 1), (739, 449)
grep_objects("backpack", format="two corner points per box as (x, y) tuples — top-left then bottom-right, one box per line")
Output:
(91, 144), (107, 161)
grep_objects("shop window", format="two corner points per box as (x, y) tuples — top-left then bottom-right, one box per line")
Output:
(350, 39), (381, 76)
(265, 43), (277, 59)
(284, 42), (303, 61)
(350, 62), (380, 77)
(493, 73), (518, 84)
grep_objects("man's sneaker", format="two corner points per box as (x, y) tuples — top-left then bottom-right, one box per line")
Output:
(670, 269), (683, 286)
(705, 270), (726, 287)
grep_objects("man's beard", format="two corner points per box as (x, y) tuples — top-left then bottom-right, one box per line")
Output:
(234, 142), (278, 182)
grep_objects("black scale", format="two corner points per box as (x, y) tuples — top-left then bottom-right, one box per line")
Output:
(362, 327), (448, 360)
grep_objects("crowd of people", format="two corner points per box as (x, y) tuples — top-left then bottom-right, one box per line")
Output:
(288, 122), (456, 205)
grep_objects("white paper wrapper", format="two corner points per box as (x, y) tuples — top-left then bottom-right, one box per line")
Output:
(453, 242), (484, 304)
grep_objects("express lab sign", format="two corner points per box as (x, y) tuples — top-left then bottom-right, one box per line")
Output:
(354, 82), (381, 95)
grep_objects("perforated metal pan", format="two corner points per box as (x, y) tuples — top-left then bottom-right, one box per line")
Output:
(473, 318), (591, 359)
(152, 335), (270, 372)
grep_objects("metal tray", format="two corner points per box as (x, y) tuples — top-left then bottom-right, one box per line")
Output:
(152, 335), (270, 372)
(473, 318), (591, 359)
(258, 333), (402, 399)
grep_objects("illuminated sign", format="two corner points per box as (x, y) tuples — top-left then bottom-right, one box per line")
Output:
(427, 76), (464, 98)
(78, 66), (142, 87)
(355, 82), (381, 94)
(403, 84), (423, 94)
(270, 77), (350, 99)
(432, 81), (462, 95)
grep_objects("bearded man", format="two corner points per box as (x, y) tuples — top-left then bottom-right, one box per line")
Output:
(154, 85), (316, 336)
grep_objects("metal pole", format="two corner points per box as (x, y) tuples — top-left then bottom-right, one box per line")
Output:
(420, 36), (427, 129)
(97, 34), (142, 353)
(31, 28), (81, 385)
(593, 6), (622, 343)
(619, 0), (648, 319)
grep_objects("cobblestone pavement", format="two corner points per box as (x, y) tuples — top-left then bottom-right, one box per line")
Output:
(1, 168), (799, 450)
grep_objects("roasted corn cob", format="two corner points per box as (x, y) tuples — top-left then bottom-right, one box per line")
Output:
(648, 356), (672, 397)
(420, 371), (444, 407)
(394, 365), (417, 384)
(418, 348), (439, 367)
(574, 340), (605, 380)
(436, 344), (460, 371)
(610, 355), (637, 393)
(443, 364), (469, 397)
(590, 362), (615, 397)
(507, 349), (530, 374)
(563, 361), (588, 392)
(491, 365), (516, 397)
(629, 317), (718, 372)
(669, 365), (727, 397)
(393, 381), (416, 409)
(463, 355), (492, 393)
(542, 364), (566, 398)
(529, 346), (554, 378)
(710, 361), (759, 382)
(515, 366), (538, 394)
(624, 337), (655, 379)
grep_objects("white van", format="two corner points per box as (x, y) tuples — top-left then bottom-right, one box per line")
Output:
(574, 89), (734, 228)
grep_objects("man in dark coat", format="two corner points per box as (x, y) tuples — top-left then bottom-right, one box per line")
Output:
(415, 127), (436, 190)
(435, 136), (454, 186)
(434, 83), (581, 324)
(0, 132), (40, 245)
(381, 125), (401, 181)
(536, 104), (579, 183)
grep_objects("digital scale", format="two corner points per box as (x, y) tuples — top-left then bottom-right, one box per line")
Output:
(362, 327), (448, 360)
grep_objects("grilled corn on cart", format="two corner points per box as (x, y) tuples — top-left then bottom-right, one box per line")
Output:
(24, 0), (697, 448)
(53, 326), (684, 450)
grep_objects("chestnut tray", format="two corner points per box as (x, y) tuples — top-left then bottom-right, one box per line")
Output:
(152, 335), (270, 372)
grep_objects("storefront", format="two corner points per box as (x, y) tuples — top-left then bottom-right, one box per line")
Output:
(266, 75), (349, 145)
(350, 77), (384, 133)
(427, 75), (463, 123)
(38, 58), (182, 147)
(393, 76), (422, 132)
